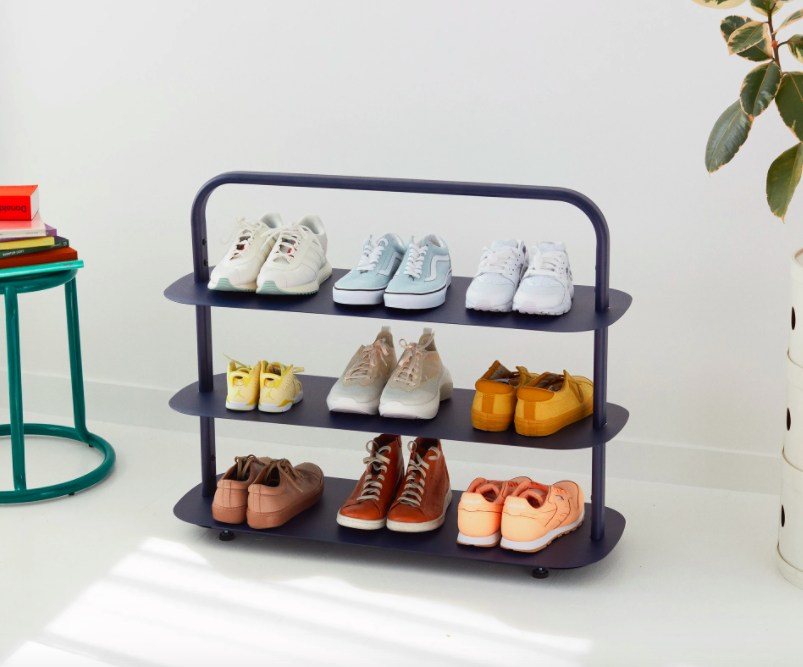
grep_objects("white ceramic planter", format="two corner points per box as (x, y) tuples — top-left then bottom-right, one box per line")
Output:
(785, 354), (803, 471)
(788, 250), (803, 367)
(778, 452), (803, 589)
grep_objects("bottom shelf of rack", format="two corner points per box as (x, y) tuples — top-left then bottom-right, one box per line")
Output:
(174, 476), (625, 570)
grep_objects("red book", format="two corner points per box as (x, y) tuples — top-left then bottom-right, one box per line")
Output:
(0, 246), (77, 269)
(0, 185), (39, 221)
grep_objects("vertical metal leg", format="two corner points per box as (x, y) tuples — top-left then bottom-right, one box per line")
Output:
(591, 327), (609, 540)
(64, 278), (90, 442)
(5, 288), (26, 490)
(196, 304), (216, 497)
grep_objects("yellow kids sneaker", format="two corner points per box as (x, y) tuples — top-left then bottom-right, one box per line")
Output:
(225, 358), (263, 411)
(514, 370), (593, 436)
(471, 361), (534, 432)
(259, 362), (305, 413)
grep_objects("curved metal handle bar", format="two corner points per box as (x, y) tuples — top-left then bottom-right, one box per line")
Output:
(190, 171), (610, 312)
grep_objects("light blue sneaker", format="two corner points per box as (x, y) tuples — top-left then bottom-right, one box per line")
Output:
(333, 234), (406, 305)
(384, 235), (452, 310)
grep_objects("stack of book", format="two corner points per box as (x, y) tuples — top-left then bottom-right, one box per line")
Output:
(0, 185), (81, 277)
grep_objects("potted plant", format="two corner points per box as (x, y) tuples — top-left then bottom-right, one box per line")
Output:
(693, 0), (803, 587)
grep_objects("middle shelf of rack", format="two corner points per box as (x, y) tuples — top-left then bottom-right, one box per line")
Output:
(170, 374), (628, 450)
(165, 269), (632, 333)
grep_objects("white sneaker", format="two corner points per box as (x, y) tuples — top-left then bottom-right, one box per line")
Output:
(326, 326), (397, 414)
(208, 213), (284, 291)
(465, 239), (527, 312)
(256, 216), (332, 295)
(379, 328), (453, 420)
(513, 242), (574, 316)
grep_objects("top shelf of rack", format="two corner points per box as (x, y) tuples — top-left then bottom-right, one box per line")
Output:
(165, 269), (631, 333)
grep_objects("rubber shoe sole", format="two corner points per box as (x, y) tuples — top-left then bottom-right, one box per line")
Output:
(336, 511), (386, 530)
(386, 489), (452, 533)
(499, 511), (585, 552)
(259, 390), (304, 413)
(332, 286), (386, 305)
(514, 401), (593, 436)
(326, 394), (381, 415)
(256, 262), (332, 295)
(384, 273), (451, 310)
(457, 529), (502, 547)
(379, 370), (453, 419)
(209, 278), (257, 292)
(471, 409), (513, 432)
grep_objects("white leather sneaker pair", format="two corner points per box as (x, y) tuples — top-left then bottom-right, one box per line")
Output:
(465, 240), (574, 316)
(208, 213), (332, 295)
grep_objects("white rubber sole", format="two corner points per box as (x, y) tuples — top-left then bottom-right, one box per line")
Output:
(384, 273), (451, 310)
(465, 298), (513, 313)
(513, 284), (574, 316)
(336, 511), (386, 530)
(209, 277), (257, 292)
(258, 389), (303, 413)
(386, 489), (452, 533)
(256, 261), (333, 295)
(500, 510), (585, 552)
(332, 285), (386, 305)
(326, 393), (381, 415)
(225, 401), (257, 411)
(457, 530), (502, 547)
(378, 368), (453, 419)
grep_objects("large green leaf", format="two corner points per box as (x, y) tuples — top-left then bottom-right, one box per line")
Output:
(694, 0), (750, 6)
(767, 143), (803, 219)
(788, 34), (803, 61)
(728, 21), (772, 55)
(721, 15), (773, 59)
(778, 7), (803, 30)
(705, 100), (753, 173)
(776, 72), (803, 140)
(751, 0), (787, 16)
(740, 61), (782, 117)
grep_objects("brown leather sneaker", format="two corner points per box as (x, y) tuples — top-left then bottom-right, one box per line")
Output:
(386, 438), (452, 532)
(246, 459), (325, 529)
(212, 455), (273, 524)
(337, 434), (404, 530)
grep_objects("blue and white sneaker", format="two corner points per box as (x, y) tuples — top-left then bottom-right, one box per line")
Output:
(333, 234), (406, 305)
(384, 235), (452, 310)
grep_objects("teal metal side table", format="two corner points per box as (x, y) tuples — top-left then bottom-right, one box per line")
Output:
(0, 267), (115, 503)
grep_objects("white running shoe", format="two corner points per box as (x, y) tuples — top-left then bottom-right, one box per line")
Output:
(208, 213), (284, 292)
(513, 242), (574, 316)
(256, 216), (332, 295)
(465, 239), (528, 312)
(379, 328), (453, 420)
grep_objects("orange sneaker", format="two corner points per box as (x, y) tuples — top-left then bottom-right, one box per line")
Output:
(471, 361), (533, 432)
(500, 479), (585, 552)
(456, 476), (529, 547)
(514, 370), (593, 436)
(212, 455), (273, 524)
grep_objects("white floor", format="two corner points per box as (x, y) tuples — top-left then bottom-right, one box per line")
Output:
(1, 415), (802, 667)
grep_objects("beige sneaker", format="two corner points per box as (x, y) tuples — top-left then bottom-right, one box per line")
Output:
(246, 459), (325, 529)
(378, 328), (453, 419)
(212, 455), (273, 524)
(327, 326), (397, 415)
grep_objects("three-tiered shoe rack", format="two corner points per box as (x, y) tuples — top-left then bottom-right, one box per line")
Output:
(165, 172), (632, 578)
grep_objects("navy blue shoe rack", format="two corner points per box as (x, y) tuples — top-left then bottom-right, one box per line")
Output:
(165, 172), (632, 575)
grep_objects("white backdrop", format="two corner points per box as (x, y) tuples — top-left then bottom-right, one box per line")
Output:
(0, 0), (798, 492)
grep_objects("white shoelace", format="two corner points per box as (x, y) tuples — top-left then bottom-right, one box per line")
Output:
(267, 222), (313, 264)
(394, 339), (424, 386)
(223, 218), (272, 260)
(355, 237), (387, 272)
(356, 441), (392, 502)
(477, 245), (522, 274)
(396, 441), (441, 508)
(345, 339), (391, 381)
(403, 242), (428, 279)
(524, 252), (563, 279)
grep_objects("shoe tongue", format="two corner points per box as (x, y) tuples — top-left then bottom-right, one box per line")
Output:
(539, 241), (565, 253)
(491, 239), (518, 251)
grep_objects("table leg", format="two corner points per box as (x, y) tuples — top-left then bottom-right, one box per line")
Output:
(5, 288), (26, 490)
(64, 278), (90, 443)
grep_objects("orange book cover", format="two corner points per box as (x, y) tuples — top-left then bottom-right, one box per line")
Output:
(0, 185), (39, 221)
(0, 246), (77, 269)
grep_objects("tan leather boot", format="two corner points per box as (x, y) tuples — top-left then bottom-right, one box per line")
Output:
(212, 455), (273, 524)
(337, 434), (404, 530)
(246, 459), (324, 529)
(386, 438), (451, 532)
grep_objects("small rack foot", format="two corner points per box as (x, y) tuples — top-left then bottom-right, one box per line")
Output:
(532, 567), (549, 579)
(219, 530), (235, 542)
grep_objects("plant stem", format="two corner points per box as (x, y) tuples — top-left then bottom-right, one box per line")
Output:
(768, 1), (783, 72)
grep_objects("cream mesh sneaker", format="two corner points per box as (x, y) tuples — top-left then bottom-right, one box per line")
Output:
(327, 326), (397, 415)
(208, 214), (284, 292)
(378, 328), (453, 420)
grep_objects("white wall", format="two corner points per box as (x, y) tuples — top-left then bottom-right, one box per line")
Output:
(0, 0), (797, 492)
